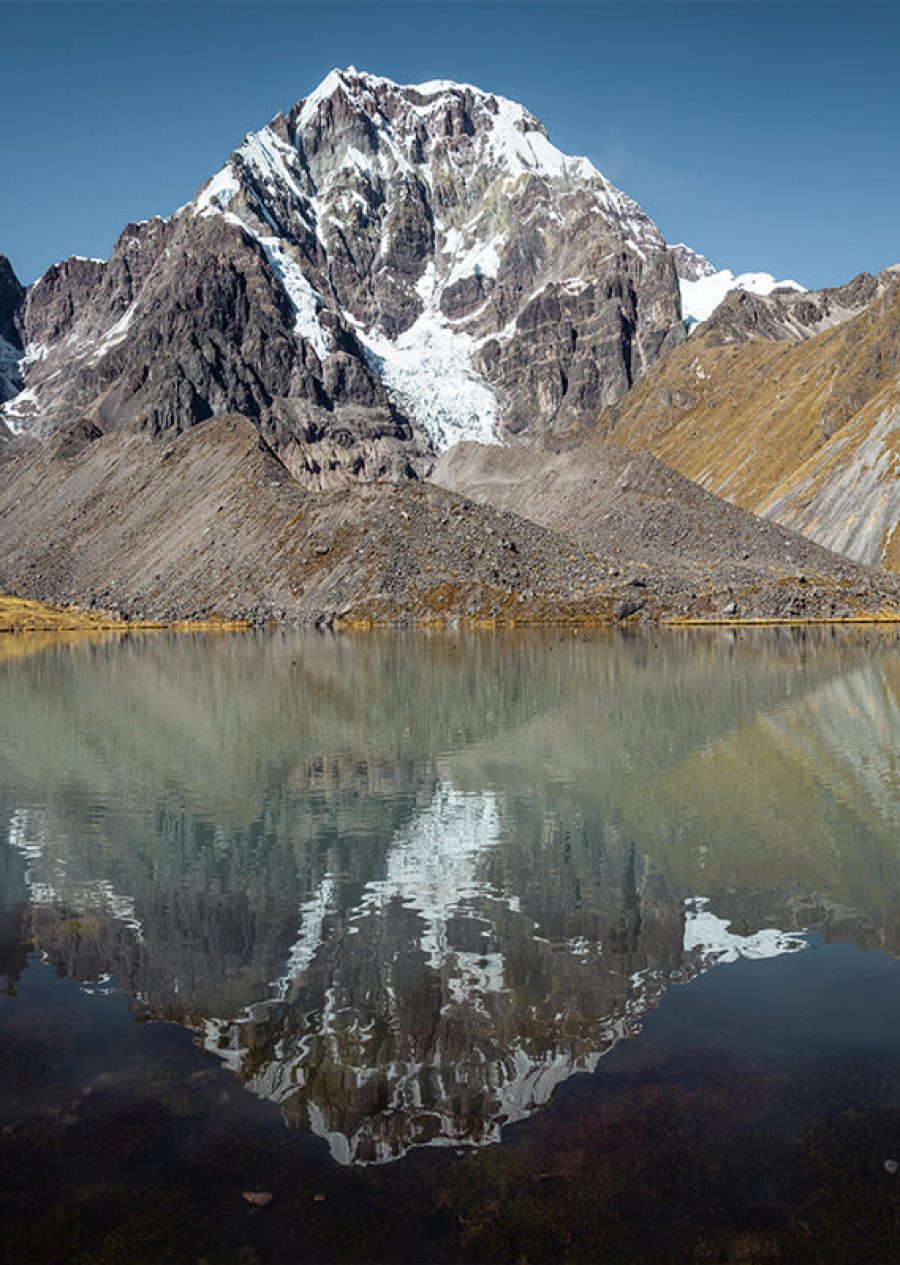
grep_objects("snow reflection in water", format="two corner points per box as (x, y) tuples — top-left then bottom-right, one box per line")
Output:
(1, 627), (897, 1165)
(199, 788), (807, 1165)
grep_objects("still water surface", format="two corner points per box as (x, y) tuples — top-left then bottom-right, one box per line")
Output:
(1, 627), (899, 1263)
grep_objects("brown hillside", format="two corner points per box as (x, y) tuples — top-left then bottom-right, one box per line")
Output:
(595, 272), (900, 569)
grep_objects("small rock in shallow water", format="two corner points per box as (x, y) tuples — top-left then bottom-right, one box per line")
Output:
(243, 1191), (273, 1206)
(884, 1159), (899, 1175)
(614, 598), (645, 620)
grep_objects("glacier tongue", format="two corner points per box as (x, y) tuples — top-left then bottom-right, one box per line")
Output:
(355, 264), (500, 451)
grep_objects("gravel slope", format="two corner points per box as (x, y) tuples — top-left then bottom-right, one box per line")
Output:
(0, 416), (897, 625)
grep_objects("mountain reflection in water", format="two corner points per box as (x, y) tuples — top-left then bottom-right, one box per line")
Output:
(1, 628), (897, 1164)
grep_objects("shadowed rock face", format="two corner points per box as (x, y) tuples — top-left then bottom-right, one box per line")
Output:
(0, 256), (24, 410)
(1, 68), (686, 476)
(0, 256), (23, 347)
(4, 218), (426, 486)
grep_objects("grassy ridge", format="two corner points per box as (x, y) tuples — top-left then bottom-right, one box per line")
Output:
(0, 595), (249, 633)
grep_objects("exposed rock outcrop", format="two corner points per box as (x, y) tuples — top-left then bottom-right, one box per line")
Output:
(701, 268), (893, 344)
(670, 242), (716, 283)
(4, 219), (426, 486)
(0, 256), (24, 407)
(0, 255), (23, 345)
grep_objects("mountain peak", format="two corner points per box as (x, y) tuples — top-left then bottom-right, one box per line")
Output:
(670, 243), (717, 283)
(182, 66), (678, 452)
(2, 67), (687, 456)
(282, 64), (600, 188)
(302, 65), (517, 108)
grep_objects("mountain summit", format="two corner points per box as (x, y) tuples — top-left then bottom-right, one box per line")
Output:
(1, 68), (688, 480)
(192, 66), (685, 449)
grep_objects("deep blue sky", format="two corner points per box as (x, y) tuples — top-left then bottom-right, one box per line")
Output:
(2, 1), (898, 287)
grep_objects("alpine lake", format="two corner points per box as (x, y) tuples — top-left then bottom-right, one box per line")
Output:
(1, 625), (899, 1264)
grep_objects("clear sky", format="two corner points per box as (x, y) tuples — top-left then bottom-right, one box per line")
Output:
(2, 1), (898, 288)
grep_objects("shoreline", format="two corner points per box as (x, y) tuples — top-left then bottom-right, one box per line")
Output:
(2, 594), (898, 637)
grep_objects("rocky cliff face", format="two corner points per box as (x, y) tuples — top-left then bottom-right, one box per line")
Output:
(4, 218), (425, 486)
(0, 256), (23, 344)
(0, 68), (687, 479)
(0, 256), (24, 409)
(700, 267), (893, 344)
(670, 243), (716, 283)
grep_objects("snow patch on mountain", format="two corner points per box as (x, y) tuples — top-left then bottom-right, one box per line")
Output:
(443, 229), (504, 288)
(681, 268), (805, 330)
(89, 303), (138, 362)
(194, 166), (241, 216)
(259, 238), (331, 360)
(478, 91), (597, 183)
(0, 385), (38, 433)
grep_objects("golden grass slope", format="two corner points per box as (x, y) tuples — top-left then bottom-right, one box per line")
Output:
(596, 275), (900, 569)
(0, 606), (251, 672)
(0, 595), (135, 632)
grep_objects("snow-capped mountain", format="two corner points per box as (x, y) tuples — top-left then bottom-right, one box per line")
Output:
(0, 67), (686, 478)
(680, 268), (806, 330)
(191, 67), (682, 448)
(0, 66), (832, 483)
(670, 242), (805, 330)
